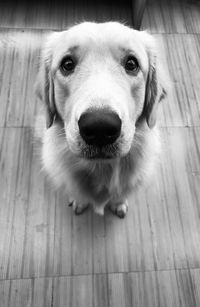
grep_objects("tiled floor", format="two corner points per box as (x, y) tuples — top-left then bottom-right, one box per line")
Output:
(0, 0), (200, 306)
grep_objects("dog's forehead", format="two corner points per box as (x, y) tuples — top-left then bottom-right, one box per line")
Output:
(49, 22), (148, 65)
(66, 22), (136, 43)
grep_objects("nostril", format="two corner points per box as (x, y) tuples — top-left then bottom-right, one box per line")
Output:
(78, 109), (121, 146)
(104, 125), (119, 137)
(80, 126), (96, 141)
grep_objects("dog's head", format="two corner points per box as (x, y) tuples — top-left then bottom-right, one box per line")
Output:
(36, 22), (168, 160)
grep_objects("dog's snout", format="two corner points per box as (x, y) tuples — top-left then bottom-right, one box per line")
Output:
(78, 109), (121, 146)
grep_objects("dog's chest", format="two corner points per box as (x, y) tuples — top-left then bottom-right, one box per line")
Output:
(73, 166), (111, 203)
(73, 159), (134, 203)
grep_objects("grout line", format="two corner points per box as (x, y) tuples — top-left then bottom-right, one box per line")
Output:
(0, 126), (33, 129)
(147, 32), (200, 36)
(0, 267), (200, 282)
(159, 126), (200, 129)
(0, 26), (61, 32)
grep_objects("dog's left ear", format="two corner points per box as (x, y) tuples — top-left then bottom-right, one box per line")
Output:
(140, 32), (168, 128)
(35, 61), (56, 128)
(35, 33), (58, 129)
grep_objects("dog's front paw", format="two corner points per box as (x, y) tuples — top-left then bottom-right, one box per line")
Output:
(68, 200), (89, 215)
(109, 200), (128, 218)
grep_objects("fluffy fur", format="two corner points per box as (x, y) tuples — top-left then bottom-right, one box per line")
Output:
(35, 22), (168, 217)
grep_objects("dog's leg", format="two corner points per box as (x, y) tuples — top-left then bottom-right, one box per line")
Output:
(68, 200), (89, 215)
(109, 200), (128, 218)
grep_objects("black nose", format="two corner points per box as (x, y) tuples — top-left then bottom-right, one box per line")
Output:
(78, 109), (121, 146)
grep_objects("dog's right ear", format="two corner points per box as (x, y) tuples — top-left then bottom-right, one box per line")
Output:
(35, 40), (56, 129)
(137, 31), (169, 129)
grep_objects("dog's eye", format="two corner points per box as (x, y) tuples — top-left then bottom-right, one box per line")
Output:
(125, 56), (139, 74)
(60, 56), (75, 74)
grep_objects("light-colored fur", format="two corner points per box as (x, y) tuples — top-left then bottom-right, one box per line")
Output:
(35, 22), (168, 217)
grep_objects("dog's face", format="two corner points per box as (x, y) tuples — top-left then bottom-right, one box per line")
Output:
(36, 22), (167, 160)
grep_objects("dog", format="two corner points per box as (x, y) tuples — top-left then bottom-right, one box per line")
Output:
(35, 22), (168, 218)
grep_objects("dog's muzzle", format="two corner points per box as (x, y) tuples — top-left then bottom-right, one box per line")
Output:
(78, 109), (121, 147)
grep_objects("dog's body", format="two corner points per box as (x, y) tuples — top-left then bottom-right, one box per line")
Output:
(35, 22), (168, 217)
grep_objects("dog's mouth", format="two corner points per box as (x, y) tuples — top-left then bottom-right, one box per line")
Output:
(80, 143), (120, 160)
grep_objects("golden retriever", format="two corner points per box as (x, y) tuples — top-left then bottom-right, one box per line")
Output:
(35, 22), (168, 218)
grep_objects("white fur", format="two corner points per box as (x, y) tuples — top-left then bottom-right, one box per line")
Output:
(35, 22), (168, 217)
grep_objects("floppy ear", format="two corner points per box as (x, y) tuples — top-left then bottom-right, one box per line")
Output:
(35, 42), (56, 128)
(141, 32), (168, 129)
